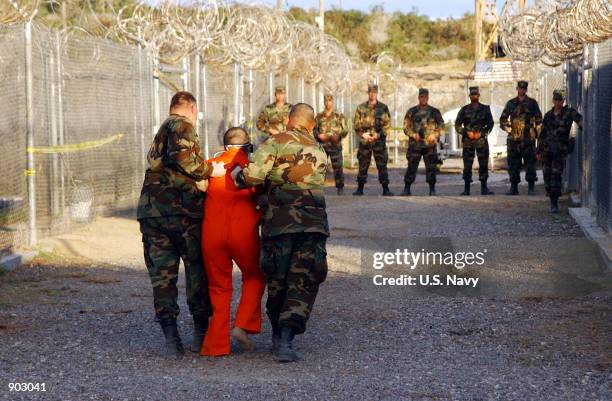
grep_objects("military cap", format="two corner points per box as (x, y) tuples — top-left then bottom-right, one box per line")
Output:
(517, 80), (528, 89)
(275, 85), (286, 94)
(419, 88), (429, 96)
(469, 86), (480, 95)
(552, 89), (565, 101)
(367, 83), (378, 93)
(324, 93), (334, 101)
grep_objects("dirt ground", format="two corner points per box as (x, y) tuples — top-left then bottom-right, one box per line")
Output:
(1, 166), (611, 401)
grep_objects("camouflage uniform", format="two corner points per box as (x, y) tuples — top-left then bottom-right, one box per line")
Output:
(137, 114), (212, 321)
(455, 102), (494, 183)
(537, 105), (582, 198)
(256, 103), (292, 136)
(353, 100), (392, 185)
(315, 109), (348, 189)
(234, 127), (329, 335)
(500, 95), (543, 185)
(403, 104), (444, 185)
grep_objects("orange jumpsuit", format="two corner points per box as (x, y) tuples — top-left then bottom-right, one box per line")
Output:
(200, 147), (265, 356)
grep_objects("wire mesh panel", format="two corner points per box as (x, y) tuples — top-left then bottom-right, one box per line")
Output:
(593, 40), (611, 232)
(0, 24), (27, 254)
(204, 65), (233, 156)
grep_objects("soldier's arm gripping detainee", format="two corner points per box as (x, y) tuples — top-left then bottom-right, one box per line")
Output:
(136, 91), (225, 359)
(231, 103), (330, 363)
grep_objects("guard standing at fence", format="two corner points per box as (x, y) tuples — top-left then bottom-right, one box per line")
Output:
(257, 85), (292, 136)
(137, 91), (225, 359)
(315, 93), (348, 195)
(353, 83), (393, 196)
(455, 86), (495, 196)
(231, 103), (329, 363)
(500, 80), (543, 195)
(402, 88), (444, 196)
(536, 90), (582, 213)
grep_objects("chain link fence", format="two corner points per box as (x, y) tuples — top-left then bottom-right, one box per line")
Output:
(565, 39), (611, 233)
(1, 22), (609, 254)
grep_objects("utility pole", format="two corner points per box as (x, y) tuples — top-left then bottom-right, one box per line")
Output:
(276, 0), (283, 11)
(475, 0), (483, 61)
(316, 0), (325, 32)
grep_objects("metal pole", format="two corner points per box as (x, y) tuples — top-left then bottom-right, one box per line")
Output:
(393, 85), (398, 166)
(300, 76), (305, 102)
(153, 55), (161, 135)
(138, 39), (147, 174)
(25, 22), (37, 245)
(234, 62), (241, 126)
(55, 31), (66, 216)
(248, 69), (254, 141)
(285, 73), (289, 102)
(202, 63), (210, 159)
(269, 72), (274, 104)
(195, 54), (202, 139)
(182, 57), (189, 90)
(48, 37), (59, 217)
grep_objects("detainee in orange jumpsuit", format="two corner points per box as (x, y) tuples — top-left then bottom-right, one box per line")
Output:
(200, 127), (265, 356)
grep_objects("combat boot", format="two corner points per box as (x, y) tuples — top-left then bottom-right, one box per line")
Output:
(429, 183), (436, 196)
(336, 186), (344, 196)
(505, 183), (519, 195)
(159, 318), (184, 359)
(190, 315), (208, 353)
(550, 196), (560, 213)
(352, 183), (364, 196)
(527, 181), (536, 195)
(480, 180), (494, 195)
(400, 184), (411, 196)
(270, 324), (281, 353)
(274, 326), (298, 363)
(382, 184), (394, 196)
(460, 181), (470, 196)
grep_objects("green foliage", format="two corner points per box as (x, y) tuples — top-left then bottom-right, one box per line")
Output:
(288, 6), (475, 65)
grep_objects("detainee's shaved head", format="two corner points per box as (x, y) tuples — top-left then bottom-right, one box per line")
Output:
(287, 103), (315, 131)
(223, 127), (249, 145)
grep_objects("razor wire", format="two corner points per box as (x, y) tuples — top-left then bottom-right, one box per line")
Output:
(500, 0), (612, 65)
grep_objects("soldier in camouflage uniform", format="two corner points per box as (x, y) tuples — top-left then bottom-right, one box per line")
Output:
(353, 83), (393, 196)
(455, 86), (495, 196)
(137, 92), (225, 358)
(500, 80), (543, 195)
(537, 90), (582, 213)
(402, 88), (445, 196)
(232, 103), (329, 363)
(256, 85), (292, 137)
(315, 93), (348, 195)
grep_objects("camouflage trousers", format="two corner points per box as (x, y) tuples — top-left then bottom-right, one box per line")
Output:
(356, 140), (389, 185)
(323, 143), (344, 188)
(541, 151), (567, 198)
(507, 140), (537, 184)
(462, 138), (490, 182)
(260, 232), (328, 335)
(140, 216), (211, 321)
(405, 140), (437, 185)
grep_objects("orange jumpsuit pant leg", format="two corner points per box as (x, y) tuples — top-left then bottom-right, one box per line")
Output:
(229, 221), (265, 334)
(200, 228), (233, 357)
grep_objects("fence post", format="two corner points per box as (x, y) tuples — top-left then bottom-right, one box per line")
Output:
(248, 69), (254, 142)
(24, 22), (37, 246)
(300, 76), (305, 102)
(55, 31), (66, 215)
(202, 62), (210, 159)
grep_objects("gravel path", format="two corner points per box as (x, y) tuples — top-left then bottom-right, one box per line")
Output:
(1, 167), (611, 401)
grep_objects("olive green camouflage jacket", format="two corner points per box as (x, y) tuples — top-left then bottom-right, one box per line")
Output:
(314, 110), (348, 149)
(500, 96), (543, 142)
(538, 106), (582, 153)
(403, 105), (445, 144)
(353, 101), (391, 144)
(234, 126), (329, 238)
(454, 102), (494, 140)
(256, 102), (292, 136)
(137, 114), (211, 220)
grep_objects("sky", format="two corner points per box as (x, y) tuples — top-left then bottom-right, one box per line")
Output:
(279, 0), (484, 19)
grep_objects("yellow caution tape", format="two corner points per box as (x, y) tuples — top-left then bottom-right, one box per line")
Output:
(26, 133), (124, 154)
(25, 169), (36, 176)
